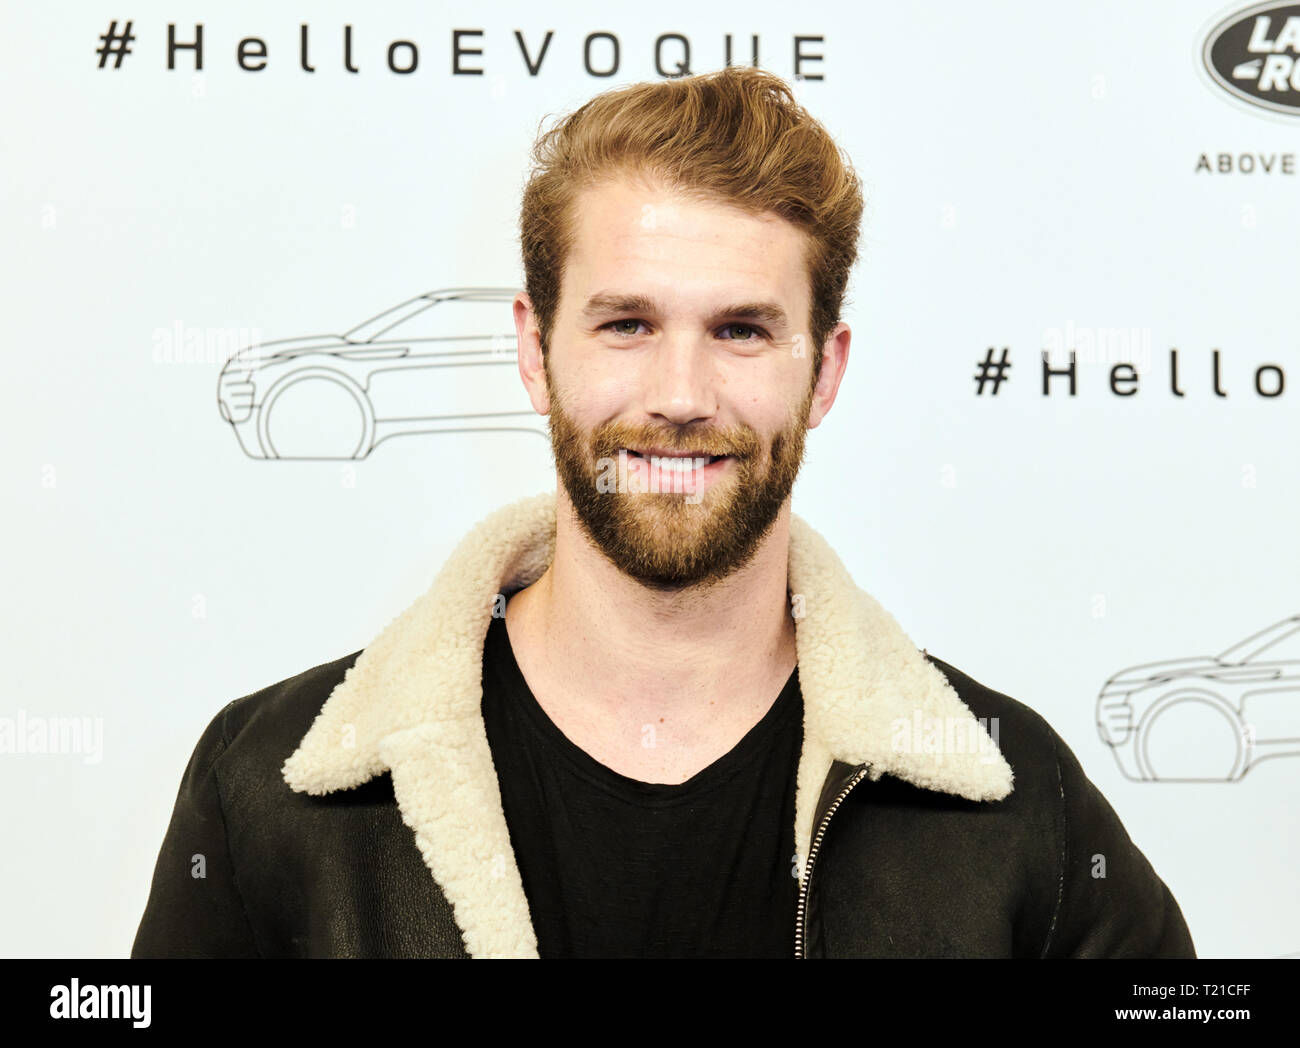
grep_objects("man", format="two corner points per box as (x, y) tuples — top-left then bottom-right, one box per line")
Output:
(132, 66), (1196, 958)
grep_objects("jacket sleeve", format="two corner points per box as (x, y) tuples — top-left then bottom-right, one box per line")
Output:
(1040, 728), (1196, 958)
(131, 704), (263, 958)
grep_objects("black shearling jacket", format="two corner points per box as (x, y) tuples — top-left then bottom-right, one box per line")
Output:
(131, 494), (1196, 959)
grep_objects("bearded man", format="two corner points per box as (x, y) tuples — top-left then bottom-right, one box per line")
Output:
(132, 66), (1195, 959)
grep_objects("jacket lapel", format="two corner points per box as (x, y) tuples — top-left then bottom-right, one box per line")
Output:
(282, 492), (1014, 958)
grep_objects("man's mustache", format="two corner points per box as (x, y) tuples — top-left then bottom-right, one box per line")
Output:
(587, 428), (761, 460)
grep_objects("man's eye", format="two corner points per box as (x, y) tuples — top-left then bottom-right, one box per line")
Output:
(600, 320), (764, 340)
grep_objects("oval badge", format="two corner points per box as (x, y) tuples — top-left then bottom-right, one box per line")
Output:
(1204, 2), (1300, 114)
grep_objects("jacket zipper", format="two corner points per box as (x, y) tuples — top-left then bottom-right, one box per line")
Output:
(794, 765), (869, 958)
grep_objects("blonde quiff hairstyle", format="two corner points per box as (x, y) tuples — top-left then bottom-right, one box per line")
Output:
(518, 66), (864, 382)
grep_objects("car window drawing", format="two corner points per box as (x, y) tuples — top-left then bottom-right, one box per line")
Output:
(1096, 615), (1300, 781)
(217, 287), (546, 459)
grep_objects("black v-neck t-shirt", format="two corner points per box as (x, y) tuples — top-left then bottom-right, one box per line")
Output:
(480, 612), (804, 958)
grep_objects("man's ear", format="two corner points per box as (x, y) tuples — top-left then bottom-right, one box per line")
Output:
(807, 321), (851, 430)
(514, 292), (551, 416)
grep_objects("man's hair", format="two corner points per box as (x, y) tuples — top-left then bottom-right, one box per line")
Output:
(518, 66), (864, 383)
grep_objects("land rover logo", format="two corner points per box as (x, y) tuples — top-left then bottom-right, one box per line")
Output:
(1204, 3), (1300, 115)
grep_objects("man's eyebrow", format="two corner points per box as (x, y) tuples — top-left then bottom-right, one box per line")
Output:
(580, 293), (791, 329)
(581, 293), (659, 319)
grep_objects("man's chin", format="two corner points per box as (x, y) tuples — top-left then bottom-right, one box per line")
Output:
(615, 492), (729, 547)
(570, 478), (787, 590)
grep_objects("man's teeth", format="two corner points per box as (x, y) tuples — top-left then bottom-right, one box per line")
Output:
(656, 456), (708, 471)
(627, 451), (717, 469)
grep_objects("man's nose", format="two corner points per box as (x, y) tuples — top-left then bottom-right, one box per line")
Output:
(641, 332), (718, 426)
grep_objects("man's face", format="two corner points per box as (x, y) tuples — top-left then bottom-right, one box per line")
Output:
(537, 173), (824, 591)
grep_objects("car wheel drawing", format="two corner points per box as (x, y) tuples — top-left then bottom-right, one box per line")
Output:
(1133, 690), (1248, 781)
(256, 369), (377, 460)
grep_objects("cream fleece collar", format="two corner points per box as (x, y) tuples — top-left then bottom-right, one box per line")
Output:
(282, 492), (1013, 958)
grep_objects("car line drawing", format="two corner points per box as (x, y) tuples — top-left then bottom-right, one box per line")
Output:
(217, 287), (546, 459)
(1097, 615), (1300, 782)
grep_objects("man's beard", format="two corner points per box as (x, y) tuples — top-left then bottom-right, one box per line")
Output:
(545, 368), (815, 591)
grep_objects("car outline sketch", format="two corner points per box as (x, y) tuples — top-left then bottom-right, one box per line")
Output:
(1096, 615), (1300, 782)
(216, 286), (546, 459)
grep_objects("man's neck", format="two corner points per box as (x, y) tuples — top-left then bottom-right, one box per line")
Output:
(502, 493), (798, 782)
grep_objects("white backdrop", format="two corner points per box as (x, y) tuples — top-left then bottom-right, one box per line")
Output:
(2, 0), (1297, 957)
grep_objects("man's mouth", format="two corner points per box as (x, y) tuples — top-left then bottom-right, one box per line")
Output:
(620, 447), (730, 470)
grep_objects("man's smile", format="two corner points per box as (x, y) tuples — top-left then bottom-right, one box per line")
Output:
(619, 447), (733, 467)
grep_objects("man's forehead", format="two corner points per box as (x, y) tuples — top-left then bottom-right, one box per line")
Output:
(562, 177), (812, 328)
(570, 174), (799, 242)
